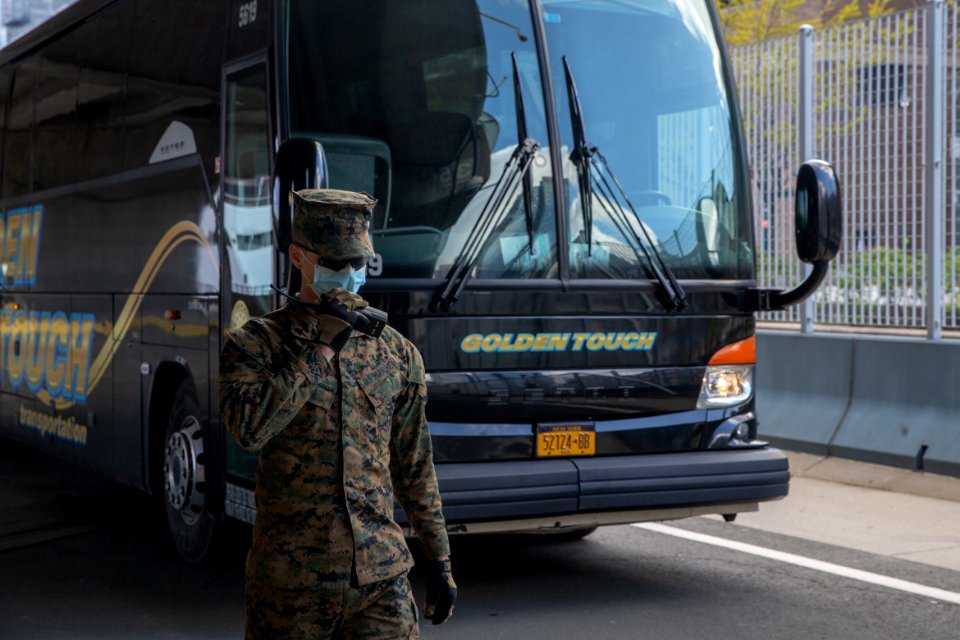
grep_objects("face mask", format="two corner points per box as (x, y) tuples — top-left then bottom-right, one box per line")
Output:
(297, 247), (367, 295)
(310, 263), (367, 295)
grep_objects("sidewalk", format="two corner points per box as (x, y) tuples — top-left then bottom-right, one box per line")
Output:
(787, 450), (960, 504)
(707, 451), (960, 572)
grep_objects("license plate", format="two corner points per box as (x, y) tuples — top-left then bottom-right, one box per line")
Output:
(536, 424), (596, 457)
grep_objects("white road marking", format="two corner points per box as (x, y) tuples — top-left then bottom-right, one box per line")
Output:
(633, 522), (960, 606)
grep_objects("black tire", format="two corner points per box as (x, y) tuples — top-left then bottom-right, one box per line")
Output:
(162, 378), (220, 563)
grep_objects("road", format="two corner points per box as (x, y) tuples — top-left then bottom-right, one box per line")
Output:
(1, 440), (958, 640)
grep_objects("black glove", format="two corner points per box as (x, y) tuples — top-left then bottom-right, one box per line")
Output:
(324, 288), (369, 312)
(424, 558), (457, 625)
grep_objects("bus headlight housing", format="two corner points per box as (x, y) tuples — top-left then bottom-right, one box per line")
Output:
(697, 365), (753, 408)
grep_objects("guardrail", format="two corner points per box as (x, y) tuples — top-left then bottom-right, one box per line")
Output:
(756, 330), (960, 478)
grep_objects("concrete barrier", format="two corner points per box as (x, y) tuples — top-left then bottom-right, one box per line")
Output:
(756, 331), (960, 478)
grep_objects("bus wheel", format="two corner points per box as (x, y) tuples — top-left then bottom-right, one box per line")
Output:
(163, 379), (217, 563)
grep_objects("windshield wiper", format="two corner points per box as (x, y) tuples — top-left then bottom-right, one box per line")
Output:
(562, 56), (686, 312)
(433, 56), (540, 313)
(513, 53), (536, 258)
(563, 58), (594, 252)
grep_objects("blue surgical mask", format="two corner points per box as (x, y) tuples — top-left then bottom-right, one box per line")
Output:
(311, 263), (367, 296)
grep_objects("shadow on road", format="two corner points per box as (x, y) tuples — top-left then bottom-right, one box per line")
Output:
(1, 438), (697, 639)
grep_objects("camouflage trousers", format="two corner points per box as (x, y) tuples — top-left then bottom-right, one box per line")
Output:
(245, 574), (419, 640)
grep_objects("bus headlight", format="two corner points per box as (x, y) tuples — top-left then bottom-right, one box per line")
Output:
(697, 365), (753, 408)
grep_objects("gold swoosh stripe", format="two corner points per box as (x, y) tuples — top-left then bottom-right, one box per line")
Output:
(37, 221), (219, 410)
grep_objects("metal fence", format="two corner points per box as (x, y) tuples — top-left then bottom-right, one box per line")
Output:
(730, 0), (960, 337)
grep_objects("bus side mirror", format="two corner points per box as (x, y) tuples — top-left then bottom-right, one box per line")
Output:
(273, 138), (328, 296)
(795, 159), (842, 263)
(741, 159), (843, 312)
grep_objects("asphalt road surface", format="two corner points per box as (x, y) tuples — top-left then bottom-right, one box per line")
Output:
(1, 441), (958, 640)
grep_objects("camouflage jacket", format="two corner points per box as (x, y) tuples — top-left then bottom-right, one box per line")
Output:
(219, 301), (450, 590)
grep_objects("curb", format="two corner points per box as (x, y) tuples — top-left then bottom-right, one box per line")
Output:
(785, 450), (960, 504)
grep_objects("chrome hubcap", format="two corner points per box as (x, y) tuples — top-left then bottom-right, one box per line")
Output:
(163, 416), (205, 526)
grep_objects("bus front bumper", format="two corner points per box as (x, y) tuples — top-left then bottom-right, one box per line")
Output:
(418, 448), (789, 534)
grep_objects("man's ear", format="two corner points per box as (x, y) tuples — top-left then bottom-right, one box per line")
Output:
(289, 244), (304, 270)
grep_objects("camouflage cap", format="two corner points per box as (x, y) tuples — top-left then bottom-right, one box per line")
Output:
(291, 189), (376, 259)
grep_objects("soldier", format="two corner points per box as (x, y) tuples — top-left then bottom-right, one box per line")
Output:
(219, 189), (456, 639)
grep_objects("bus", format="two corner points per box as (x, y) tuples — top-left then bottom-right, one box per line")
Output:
(0, 0), (840, 562)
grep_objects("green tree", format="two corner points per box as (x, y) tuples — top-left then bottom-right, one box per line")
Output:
(716, 1), (897, 46)
(717, 0), (807, 45)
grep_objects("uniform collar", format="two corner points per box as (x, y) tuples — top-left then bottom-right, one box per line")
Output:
(286, 299), (321, 341)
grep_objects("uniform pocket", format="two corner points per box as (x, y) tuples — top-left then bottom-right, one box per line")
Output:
(356, 368), (402, 414)
(305, 375), (337, 409)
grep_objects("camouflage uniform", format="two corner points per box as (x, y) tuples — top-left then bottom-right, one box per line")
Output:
(219, 189), (449, 639)
(245, 572), (418, 639)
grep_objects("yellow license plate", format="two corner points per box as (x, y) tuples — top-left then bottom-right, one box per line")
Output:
(536, 424), (596, 457)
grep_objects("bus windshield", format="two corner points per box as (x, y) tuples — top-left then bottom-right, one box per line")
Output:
(543, 0), (753, 280)
(286, 0), (557, 280)
(286, 0), (752, 281)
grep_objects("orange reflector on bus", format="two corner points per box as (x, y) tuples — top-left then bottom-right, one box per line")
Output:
(164, 309), (182, 321)
(708, 336), (756, 365)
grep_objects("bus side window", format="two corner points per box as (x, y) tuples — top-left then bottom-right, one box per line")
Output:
(0, 66), (10, 195)
(76, 1), (132, 182)
(124, 0), (225, 172)
(3, 57), (38, 201)
(33, 30), (80, 192)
